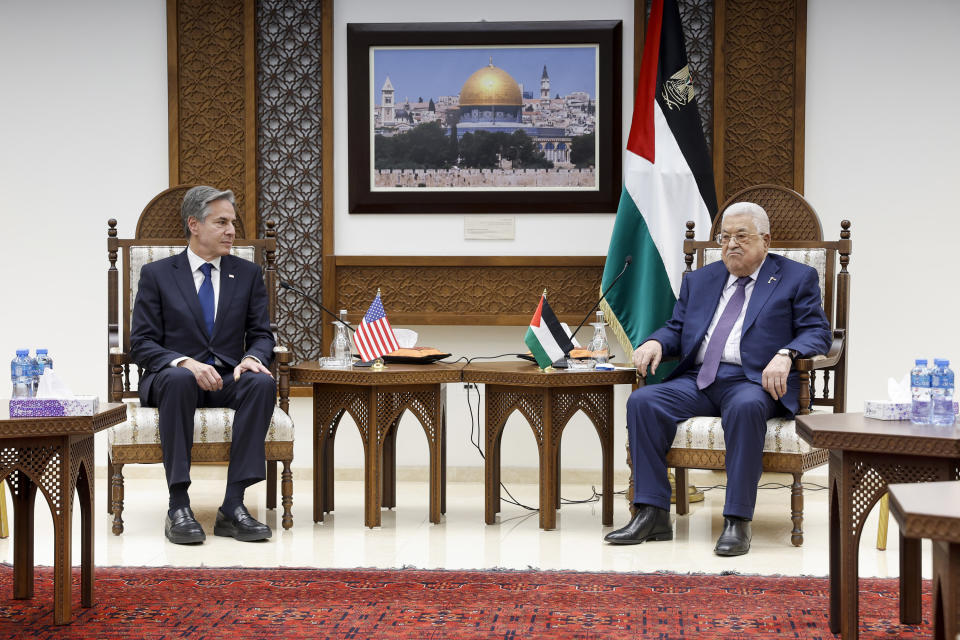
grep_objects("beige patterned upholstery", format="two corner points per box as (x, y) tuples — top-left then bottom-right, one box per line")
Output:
(703, 247), (827, 305)
(671, 409), (829, 456)
(108, 401), (294, 446)
(128, 245), (256, 312)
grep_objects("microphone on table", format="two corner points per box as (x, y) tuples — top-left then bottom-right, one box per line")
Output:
(279, 281), (355, 332)
(567, 255), (632, 345)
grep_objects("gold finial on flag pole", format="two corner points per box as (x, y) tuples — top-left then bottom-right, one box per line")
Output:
(542, 288), (547, 298)
(377, 287), (382, 296)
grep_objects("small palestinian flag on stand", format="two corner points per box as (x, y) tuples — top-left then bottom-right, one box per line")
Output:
(524, 291), (575, 369)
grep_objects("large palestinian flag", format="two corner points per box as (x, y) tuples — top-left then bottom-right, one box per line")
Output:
(600, 0), (718, 367)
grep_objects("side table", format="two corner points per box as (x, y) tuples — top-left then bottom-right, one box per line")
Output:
(290, 362), (463, 528)
(889, 480), (960, 640)
(0, 403), (127, 624)
(462, 362), (635, 530)
(796, 412), (960, 639)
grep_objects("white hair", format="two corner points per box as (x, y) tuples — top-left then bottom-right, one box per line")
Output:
(721, 202), (770, 235)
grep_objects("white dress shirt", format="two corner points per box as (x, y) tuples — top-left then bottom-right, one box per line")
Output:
(169, 248), (222, 368)
(695, 258), (766, 367)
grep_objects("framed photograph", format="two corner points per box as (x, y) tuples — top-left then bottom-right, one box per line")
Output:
(347, 20), (622, 214)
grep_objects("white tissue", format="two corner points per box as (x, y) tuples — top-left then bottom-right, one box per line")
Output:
(887, 374), (911, 403)
(36, 371), (74, 398)
(392, 328), (418, 349)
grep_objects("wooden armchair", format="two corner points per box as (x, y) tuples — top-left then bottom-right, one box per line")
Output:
(628, 184), (851, 546)
(105, 185), (294, 535)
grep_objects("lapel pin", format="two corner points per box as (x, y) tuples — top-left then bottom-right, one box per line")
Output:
(768, 276), (777, 284)
(228, 274), (235, 278)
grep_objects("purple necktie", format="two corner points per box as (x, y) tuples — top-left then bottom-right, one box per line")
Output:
(697, 276), (751, 389)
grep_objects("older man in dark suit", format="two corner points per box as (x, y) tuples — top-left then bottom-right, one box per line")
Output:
(605, 202), (832, 556)
(131, 186), (276, 544)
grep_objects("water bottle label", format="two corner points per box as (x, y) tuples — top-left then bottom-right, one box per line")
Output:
(911, 373), (930, 386)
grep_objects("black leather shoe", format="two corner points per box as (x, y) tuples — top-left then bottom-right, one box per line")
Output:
(604, 505), (673, 545)
(714, 516), (752, 556)
(164, 507), (205, 544)
(214, 505), (272, 542)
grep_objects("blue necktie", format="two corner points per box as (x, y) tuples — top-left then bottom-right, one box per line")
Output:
(697, 276), (750, 389)
(198, 262), (216, 338)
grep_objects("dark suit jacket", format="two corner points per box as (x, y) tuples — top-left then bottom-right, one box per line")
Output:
(130, 250), (275, 404)
(646, 252), (831, 415)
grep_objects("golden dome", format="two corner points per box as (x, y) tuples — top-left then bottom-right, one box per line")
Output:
(459, 62), (522, 106)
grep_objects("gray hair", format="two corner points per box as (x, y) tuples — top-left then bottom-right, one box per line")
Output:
(721, 201), (770, 235)
(181, 186), (236, 237)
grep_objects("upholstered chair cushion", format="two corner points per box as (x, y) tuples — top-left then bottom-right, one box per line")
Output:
(703, 247), (827, 306)
(108, 401), (294, 446)
(671, 409), (829, 455)
(128, 245), (256, 312)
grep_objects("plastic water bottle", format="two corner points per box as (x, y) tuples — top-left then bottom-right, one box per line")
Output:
(330, 310), (352, 366)
(35, 348), (53, 373)
(10, 350), (32, 398)
(931, 358), (955, 426)
(910, 359), (932, 424)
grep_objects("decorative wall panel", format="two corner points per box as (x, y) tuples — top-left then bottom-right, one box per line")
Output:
(256, 0), (325, 361)
(334, 258), (605, 326)
(168, 0), (255, 231)
(714, 0), (806, 201)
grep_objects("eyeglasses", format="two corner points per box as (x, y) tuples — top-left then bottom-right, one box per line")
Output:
(715, 232), (759, 246)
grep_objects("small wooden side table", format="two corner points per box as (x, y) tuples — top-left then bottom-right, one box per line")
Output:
(290, 362), (464, 528)
(0, 403), (127, 624)
(889, 480), (960, 640)
(462, 362), (635, 530)
(796, 412), (960, 639)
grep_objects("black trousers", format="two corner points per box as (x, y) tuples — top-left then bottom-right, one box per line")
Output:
(146, 365), (276, 490)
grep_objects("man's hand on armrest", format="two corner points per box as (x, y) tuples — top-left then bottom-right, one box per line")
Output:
(632, 340), (663, 378)
(178, 358), (223, 391)
(761, 353), (792, 401)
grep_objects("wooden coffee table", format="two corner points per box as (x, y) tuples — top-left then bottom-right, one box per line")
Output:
(888, 480), (960, 640)
(290, 362), (464, 528)
(462, 361), (635, 530)
(0, 403), (127, 624)
(796, 412), (960, 639)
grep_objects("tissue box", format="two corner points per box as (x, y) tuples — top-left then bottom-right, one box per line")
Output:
(864, 400), (911, 421)
(9, 396), (100, 417)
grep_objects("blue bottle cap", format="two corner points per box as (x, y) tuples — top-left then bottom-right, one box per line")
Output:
(935, 359), (949, 366)
(15, 349), (28, 356)
(36, 349), (47, 354)
(916, 359), (928, 365)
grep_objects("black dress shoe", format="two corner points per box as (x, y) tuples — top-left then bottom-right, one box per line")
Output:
(165, 507), (205, 544)
(714, 516), (752, 556)
(214, 505), (272, 542)
(604, 505), (673, 545)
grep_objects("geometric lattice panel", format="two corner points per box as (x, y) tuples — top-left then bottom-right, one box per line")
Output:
(256, 0), (325, 361)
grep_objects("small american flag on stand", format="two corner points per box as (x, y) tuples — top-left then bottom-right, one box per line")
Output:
(352, 290), (399, 362)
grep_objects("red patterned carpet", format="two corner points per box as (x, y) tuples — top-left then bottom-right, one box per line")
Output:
(0, 566), (932, 639)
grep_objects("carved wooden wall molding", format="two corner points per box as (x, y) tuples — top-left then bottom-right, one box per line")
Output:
(167, 0), (257, 235)
(333, 256), (605, 326)
(713, 0), (806, 201)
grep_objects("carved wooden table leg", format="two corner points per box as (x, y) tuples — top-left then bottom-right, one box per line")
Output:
(601, 387), (614, 526)
(364, 386), (382, 528)
(12, 470), (36, 600)
(440, 386), (447, 515)
(312, 384), (327, 523)
(900, 532), (922, 624)
(484, 385), (502, 525)
(540, 388), (557, 531)
(54, 437), (72, 625)
(427, 385), (442, 524)
(933, 539), (959, 640)
(75, 436), (95, 610)
(381, 417), (399, 510)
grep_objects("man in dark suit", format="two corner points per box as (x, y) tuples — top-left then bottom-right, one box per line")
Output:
(131, 186), (277, 544)
(604, 202), (831, 556)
